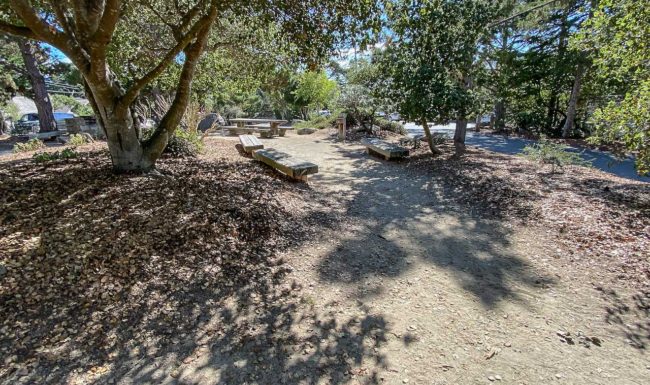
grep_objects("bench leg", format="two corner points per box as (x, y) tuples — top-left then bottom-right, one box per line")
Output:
(294, 174), (309, 182)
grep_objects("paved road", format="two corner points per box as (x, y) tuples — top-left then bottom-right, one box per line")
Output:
(404, 122), (650, 183)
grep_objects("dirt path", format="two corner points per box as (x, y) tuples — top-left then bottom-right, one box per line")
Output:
(259, 130), (649, 384)
(4, 132), (646, 385)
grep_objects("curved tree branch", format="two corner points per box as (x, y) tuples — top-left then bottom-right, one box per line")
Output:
(118, 5), (216, 108)
(0, 21), (38, 40)
(9, 0), (68, 48)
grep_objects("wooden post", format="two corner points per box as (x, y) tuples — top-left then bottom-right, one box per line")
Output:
(336, 113), (347, 141)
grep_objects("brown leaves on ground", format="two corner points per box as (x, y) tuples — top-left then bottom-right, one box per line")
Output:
(405, 143), (650, 290)
(0, 149), (322, 383)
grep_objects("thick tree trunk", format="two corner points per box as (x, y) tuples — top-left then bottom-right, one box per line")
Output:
(454, 117), (467, 155)
(18, 39), (56, 132)
(104, 112), (150, 172)
(562, 61), (585, 138)
(421, 118), (441, 155)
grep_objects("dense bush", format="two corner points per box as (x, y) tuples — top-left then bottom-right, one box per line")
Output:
(13, 138), (45, 153)
(32, 148), (78, 162)
(68, 133), (92, 147)
(141, 126), (204, 158)
(376, 118), (406, 134)
(164, 129), (205, 157)
(51, 94), (94, 116)
(522, 138), (591, 172)
(294, 115), (337, 130)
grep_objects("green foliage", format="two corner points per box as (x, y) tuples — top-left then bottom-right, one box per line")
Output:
(292, 71), (339, 119)
(338, 84), (376, 129)
(32, 148), (78, 163)
(522, 138), (591, 172)
(1, 100), (20, 121)
(51, 95), (93, 116)
(164, 129), (205, 158)
(379, 0), (497, 132)
(375, 118), (405, 135)
(12, 138), (44, 153)
(293, 115), (337, 130)
(576, 0), (650, 175)
(68, 133), (91, 147)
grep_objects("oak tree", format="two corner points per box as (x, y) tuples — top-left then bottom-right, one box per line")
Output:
(0, 0), (380, 172)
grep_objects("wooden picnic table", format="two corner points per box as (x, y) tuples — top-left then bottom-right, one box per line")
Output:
(230, 118), (287, 136)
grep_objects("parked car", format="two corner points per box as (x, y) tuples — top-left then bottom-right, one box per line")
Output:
(375, 111), (387, 118)
(318, 110), (331, 117)
(13, 111), (76, 135)
(389, 112), (401, 122)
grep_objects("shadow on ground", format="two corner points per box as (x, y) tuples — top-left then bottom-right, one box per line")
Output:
(311, 140), (552, 309)
(0, 151), (388, 385)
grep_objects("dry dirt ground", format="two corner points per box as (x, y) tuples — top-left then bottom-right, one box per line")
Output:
(1, 130), (649, 385)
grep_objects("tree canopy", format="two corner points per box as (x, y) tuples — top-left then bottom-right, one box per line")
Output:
(0, 0), (381, 171)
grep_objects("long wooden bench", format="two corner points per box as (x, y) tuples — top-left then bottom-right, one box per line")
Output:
(227, 126), (271, 136)
(238, 135), (264, 153)
(253, 148), (318, 181)
(363, 139), (409, 160)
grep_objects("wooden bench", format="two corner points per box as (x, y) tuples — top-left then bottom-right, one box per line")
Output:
(238, 135), (264, 153)
(363, 139), (409, 160)
(227, 126), (271, 136)
(253, 148), (318, 181)
(399, 134), (423, 149)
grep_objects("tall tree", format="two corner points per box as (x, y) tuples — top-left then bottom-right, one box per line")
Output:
(577, 0), (650, 174)
(0, 1), (380, 172)
(0, 35), (57, 132)
(379, 0), (497, 154)
(17, 38), (56, 132)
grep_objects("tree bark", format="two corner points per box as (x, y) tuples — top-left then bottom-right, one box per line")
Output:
(562, 61), (585, 138)
(18, 39), (56, 132)
(3, 0), (219, 172)
(454, 117), (467, 155)
(421, 118), (441, 155)
(494, 100), (506, 131)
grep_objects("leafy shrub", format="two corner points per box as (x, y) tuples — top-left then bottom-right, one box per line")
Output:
(51, 94), (94, 116)
(430, 132), (447, 145)
(522, 137), (591, 172)
(376, 118), (406, 134)
(164, 128), (204, 157)
(13, 138), (45, 153)
(32, 148), (78, 163)
(142, 127), (205, 158)
(294, 115), (337, 130)
(68, 133), (92, 147)
(1, 100), (21, 121)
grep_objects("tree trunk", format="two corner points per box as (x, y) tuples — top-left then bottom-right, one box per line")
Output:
(421, 118), (441, 155)
(494, 100), (506, 131)
(18, 39), (56, 132)
(454, 116), (467, 155)
(104, 111), (149, 172)
(562, 61), (585, 138)
(0, 110), (7, 134)
(475, 115), (481, 132)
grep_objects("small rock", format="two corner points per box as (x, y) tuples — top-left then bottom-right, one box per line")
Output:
(555, 373), (563, 379)
(403, 379), (409, 384)
(170, 369), (180, 378)
(495, 375), (502, 381)
(488, 375), (496, 381)
(504, 342), (512, 347)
